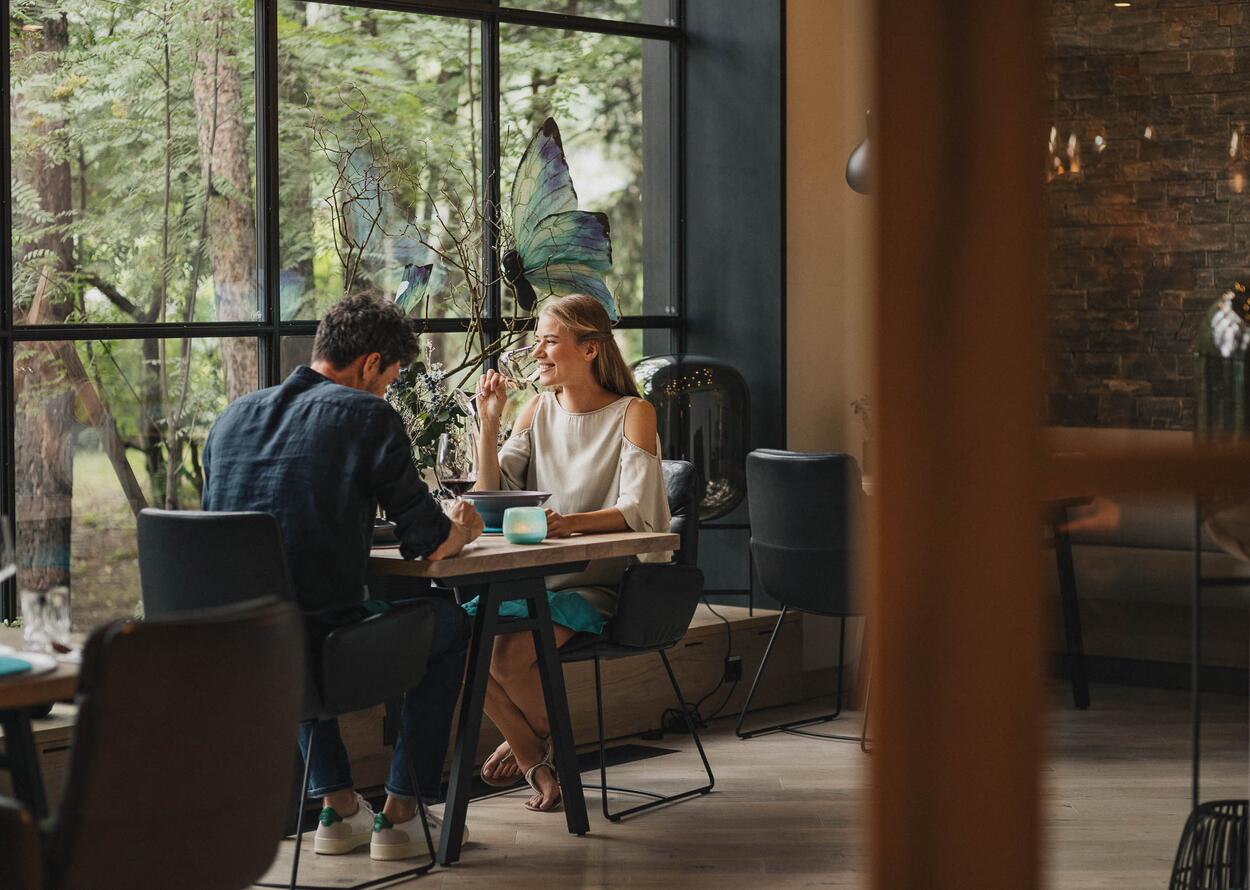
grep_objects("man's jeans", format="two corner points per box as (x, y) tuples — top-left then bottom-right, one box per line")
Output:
(298, 597), (470, 803)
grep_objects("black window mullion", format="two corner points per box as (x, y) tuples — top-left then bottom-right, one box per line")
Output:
(482, 12), (502, 368)
(674, 0), (686, 354)
(257, 0), (282, 388)
(1, 8), (13, 620)
(2, 15), (10, 339)
(0, 334), (13, 621)
(302, 0), (680, 42)
(10, 322), (278, 342)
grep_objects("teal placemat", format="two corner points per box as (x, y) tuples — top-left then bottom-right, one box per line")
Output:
(0, 655), (32, 677)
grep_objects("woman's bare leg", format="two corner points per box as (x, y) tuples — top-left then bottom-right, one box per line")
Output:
(491, 625), (575, 740)
(483, 674), (546, 765)
(480, 625), (575, 810)
(480, 633), (541, 784)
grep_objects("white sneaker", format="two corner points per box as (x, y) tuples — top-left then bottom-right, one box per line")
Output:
(313, 793), (375, 855)
(370, 806), (471, 861)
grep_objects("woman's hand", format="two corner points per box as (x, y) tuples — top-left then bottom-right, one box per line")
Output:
(544, 508), (578, 538)
(475, 369), (510, 426)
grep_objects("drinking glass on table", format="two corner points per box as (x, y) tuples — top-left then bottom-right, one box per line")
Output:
(20, 587), (70, 654)
(0, 515), (15, 584)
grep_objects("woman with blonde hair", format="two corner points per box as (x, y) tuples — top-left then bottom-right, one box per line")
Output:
(469, 293), (672, 812)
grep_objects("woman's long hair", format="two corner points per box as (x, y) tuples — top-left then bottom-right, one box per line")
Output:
(539, 295), (639, 398)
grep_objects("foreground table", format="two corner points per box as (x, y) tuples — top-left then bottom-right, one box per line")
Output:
(370, 530), (679, 866)
(0, 628), (78, 818)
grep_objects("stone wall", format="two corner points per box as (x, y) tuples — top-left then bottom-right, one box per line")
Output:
(1046, 0), (1250, 429)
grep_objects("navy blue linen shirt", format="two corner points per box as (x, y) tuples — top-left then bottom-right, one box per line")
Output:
(202, 365), (451, 614)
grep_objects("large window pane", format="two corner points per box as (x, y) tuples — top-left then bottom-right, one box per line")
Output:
(278, 4), (482, 322)
(500, 25), (673, 319)
(8, 0), (259, 325)
(503, 0), (676, 27)
(14, 338), (260, 629)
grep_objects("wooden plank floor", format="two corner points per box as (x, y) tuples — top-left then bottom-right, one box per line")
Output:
(253, 684), (1247, 889)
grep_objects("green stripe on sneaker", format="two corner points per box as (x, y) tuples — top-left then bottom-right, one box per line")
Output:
(373, 813), (393, 833)
(319, 807), (344, 827)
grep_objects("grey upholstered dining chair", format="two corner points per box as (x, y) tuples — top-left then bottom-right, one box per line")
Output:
(557, 459), (715, 820)
(137, 508), (439, 890)
(736, 449), (868, 747)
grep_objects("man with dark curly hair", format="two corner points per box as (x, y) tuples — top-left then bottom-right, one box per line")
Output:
(203, 294), (483, 861)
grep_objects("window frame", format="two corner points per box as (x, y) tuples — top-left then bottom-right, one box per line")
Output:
(0, 0), (686, 618)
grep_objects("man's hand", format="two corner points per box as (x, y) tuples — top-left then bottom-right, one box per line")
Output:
(544, 508), (578, 539)
(426, 499), (484, 560)
(447, 498), (484, 537)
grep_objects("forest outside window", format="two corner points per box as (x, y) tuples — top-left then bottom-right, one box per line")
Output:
(9, 0), (260, 329)
(3, 0), (681, 625)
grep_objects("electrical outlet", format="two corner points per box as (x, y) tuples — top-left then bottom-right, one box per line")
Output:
(724, 655), (742, 682)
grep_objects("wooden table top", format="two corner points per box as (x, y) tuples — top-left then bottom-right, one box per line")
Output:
(0, 628), (79, 711)
(369, 530), (680, 579)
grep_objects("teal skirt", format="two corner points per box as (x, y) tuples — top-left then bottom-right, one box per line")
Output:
(461, 589), (606, 635)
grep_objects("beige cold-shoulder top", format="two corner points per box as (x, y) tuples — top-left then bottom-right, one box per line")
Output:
(497, 391), (672, 617)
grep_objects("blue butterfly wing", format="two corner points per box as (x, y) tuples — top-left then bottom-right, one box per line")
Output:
(525, 262), (619, 322)
(393, 263), (432, 316)
(511, 118), (579, 254)
(522, 211), (612, 273)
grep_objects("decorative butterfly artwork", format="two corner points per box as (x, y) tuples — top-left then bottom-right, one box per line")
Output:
(502, 118), (617, 322)
(393, 263), (432, 316)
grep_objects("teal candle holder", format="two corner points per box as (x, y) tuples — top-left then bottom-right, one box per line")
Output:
(502, 506), (547, 544)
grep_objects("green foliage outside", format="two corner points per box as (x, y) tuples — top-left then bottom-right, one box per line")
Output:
(7, 0), (656, 627)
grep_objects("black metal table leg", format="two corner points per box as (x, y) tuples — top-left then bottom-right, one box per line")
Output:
(438, 583), (496, 866)
(526, 579), (590, 837)
(0, 709), (48, 818)
(1051, 512), (1090, 710)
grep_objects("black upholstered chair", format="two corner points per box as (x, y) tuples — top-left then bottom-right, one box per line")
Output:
(137, 509), (439, 890)
(557, 459), (714, 821)
(736, 449), (866, 744)
(0, 599), (305, 890)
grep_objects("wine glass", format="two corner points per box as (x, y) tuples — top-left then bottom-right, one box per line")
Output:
(465, 343), (538, 420)
(499, 342), (540, 388)
(435, 430), (477, 497)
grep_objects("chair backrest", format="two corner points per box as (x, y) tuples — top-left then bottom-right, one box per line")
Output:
(746, 449), (861, 616)
(49, 599), (305, 890)
(662, 460), (702, 566)
(138, 509), (292, 618)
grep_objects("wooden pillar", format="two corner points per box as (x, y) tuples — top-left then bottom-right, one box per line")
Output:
(870, 2), (1046, 888)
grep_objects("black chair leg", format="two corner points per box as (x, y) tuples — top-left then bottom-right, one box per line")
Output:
(259, 720), (436, 890)
(391, 730), (438, 881)
(256, 721), (316, 890)
(736, 611), (865, 743)
(254, 723), (317, 890)
(582, 651), (715, 822)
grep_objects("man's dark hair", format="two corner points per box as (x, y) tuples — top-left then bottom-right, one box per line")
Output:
(311, 295), (419, 370)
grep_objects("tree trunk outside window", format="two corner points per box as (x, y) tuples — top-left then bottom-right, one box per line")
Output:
(13, 13), (76, 593)
(192, 0), (258, 401)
